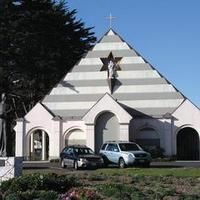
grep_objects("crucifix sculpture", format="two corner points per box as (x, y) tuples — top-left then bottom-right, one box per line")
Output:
(101, 52), (122, 94)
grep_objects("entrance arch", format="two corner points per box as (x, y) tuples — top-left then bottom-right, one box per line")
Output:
(29, 129), (49, 161)
(65, 129), (86, 146)
(177, 127), (199, 160)
(95, 112), (119, 153)
(135, 127), (160, 150)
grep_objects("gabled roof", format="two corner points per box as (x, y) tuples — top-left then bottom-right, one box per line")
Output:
(83, 93), (132, 124)
(42, 29), (185, 119)
(25, 102), (54, 121)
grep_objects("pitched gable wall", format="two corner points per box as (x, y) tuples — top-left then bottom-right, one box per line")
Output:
(42, 29), (184, 119)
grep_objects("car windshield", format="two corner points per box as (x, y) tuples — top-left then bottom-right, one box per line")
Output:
(119, 143), (140, 151)
(74, 148), (94, 155)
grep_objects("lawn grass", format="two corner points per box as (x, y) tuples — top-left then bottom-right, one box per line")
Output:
(93, 167), (200, 177)
(12, 167), (200, 199)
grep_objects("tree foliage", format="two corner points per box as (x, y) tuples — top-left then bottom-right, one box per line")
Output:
(0, 0), (96, 154)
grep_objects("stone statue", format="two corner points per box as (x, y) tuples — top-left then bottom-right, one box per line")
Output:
(108, 60), (115, 79)
(0, 93), (6, 156)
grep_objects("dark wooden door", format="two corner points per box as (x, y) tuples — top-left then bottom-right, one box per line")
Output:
(177, 128), (199, 160)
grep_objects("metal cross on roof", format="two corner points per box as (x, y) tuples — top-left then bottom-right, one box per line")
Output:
(106, 13), (116, 29)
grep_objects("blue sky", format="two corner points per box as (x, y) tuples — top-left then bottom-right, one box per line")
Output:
(68, 0), (200, 108)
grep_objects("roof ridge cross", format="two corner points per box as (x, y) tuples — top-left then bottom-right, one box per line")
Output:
(106, 13), (116, 29)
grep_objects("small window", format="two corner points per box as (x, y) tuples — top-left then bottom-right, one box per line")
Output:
(106, 144), (119, 152)
(66, 147), (74, 154)
(63, 147), (68, 153)
(106, 144), (113, 151)
(101, 143), (107, 150)
(112, 144), (119, 152)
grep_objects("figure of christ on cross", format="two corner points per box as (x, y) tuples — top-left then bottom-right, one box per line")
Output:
(108, 60), (115, 79)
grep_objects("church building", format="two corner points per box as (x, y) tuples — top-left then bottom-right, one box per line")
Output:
(15, 29), (200, 161)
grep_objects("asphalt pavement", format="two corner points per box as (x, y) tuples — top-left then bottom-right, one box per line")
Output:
(23, 160), (200, 172)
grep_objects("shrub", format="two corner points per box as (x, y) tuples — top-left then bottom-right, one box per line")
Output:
(50, 159), (60, 163)
(59, 187), (102, 200)
(36, 191), (58, 200)
(96, 183), (146, 199)
(1, 175), (42, 193)
(42, 174), (79, 193)
(4, 190), (58, 200)
(0, 174), (80, 198)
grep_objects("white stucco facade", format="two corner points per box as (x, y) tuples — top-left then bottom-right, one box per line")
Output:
(14, 29), (200, 161)
(15, 98), (200, 160)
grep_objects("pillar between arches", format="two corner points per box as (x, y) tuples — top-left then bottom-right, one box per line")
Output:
(119, 123), (129, 141)
(15, 118), (25, 158)
(42, 130), (46, 160)
(86, 124), (95, 151)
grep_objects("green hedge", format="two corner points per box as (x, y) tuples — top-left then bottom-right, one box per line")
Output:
(0, 174), (80, 200)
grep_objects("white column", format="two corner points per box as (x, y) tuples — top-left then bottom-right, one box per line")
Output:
(163, 119), (173, 156)
(30, 133), (34, 153)
(42, 131), (46, 160)
(49, 117), (62, 160)
(14, 118), (25, 157)
(119, 123), (129, 141)
(30, 133), (34, 159)
(171, 118), (176, 155)
(86, 124), (95, 151)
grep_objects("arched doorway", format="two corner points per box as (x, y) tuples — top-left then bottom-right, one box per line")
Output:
(95, 112), (119, 153)
(177, 127), (199, 160)
(65, 129), (86, 146)
(135, 127), (160, 152)
(29, 129), (49, 161)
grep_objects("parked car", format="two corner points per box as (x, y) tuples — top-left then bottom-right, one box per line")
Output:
(60, 145), (104, 170)
(99, 141), (152, 168)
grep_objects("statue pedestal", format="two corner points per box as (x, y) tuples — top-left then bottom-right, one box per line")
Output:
(0, 157), (23, 182)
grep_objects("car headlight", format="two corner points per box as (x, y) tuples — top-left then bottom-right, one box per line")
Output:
(80, 158), (87, 162)
(128, 154), (134, 160)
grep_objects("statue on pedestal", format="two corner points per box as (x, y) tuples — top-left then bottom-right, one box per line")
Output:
(0, 93), (6, 157)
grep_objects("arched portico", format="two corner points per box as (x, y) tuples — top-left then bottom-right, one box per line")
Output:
(28, 128), (49, 161)
(135, 127), (160, 151)
(177, 127), (200, 160)
(64, 128), (86, 147)
(95, 111), (119, 152)
(83, 93), (132, 151)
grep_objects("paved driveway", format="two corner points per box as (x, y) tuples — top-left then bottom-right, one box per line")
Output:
(23, 160), (200, 174)
(151, 161), (200, 168)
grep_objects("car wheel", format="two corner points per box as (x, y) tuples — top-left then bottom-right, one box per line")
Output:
(119, 158), (126, 168)
(61, 159), (66, 168)
(74, 161), (79, 170)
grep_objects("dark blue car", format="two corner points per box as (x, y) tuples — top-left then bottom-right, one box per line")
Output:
(60, 145), (103, 170)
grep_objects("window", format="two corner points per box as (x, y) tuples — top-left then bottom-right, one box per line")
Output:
(66, 147), (74, 154)
(74, 148), (94, 155)
(106, 144), (119, 152)
(101, 143), (107, 150)
(119, 143), (140, 151)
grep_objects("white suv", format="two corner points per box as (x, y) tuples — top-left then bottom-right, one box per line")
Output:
(99, 141), (152, 168)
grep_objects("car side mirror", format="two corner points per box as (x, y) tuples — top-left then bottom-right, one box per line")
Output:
(114, 148), (118, 152)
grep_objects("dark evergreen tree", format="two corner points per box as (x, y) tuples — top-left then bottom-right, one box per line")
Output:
(0, 0), (96, 155)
